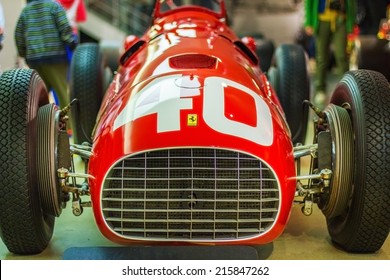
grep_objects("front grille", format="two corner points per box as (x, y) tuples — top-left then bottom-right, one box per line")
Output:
(101, 148), (279, 241)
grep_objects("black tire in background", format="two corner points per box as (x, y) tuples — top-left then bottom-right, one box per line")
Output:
(239, 33), (275, 73)
(268, 44), (310, 144)
(327, 70), (390, 253)
(70, 43), (106, 144)
(255, 38), (275, 73)
(267, 66), (280, 96)
(0, 69), (54, 254)
(356, 35), (390, 81)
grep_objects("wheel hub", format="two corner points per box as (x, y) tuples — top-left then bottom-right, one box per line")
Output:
(37, 104), (62, 217)
(318, 104), (354, 218)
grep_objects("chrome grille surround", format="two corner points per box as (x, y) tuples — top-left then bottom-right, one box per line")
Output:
(101, 148), (280, 241)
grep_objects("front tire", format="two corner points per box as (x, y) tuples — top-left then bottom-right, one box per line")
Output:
(0, 69), (54, 254)
(327, 70), (390, 253)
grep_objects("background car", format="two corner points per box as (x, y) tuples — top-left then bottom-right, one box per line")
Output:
(351, 5), (390, 80)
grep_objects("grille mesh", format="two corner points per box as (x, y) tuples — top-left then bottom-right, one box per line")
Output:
(102, 148), (279, 241)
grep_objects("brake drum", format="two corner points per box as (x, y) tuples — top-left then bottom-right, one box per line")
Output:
(319, 104), (354, 218)
(37, 103), (62, 217)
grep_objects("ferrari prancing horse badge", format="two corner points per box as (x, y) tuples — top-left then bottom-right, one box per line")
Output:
(187, 114), (198, 126)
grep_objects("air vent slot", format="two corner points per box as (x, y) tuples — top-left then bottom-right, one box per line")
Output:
(169, 54), (217, 69)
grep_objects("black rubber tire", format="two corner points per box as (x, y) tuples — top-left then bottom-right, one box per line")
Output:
(70, 43), (105, 144)
(267, 66), (280, 95)
(0, 69), (54, 254)
(255, 38), (275, 73)
(327, 70), (390, 253)
(269, 44), (310, 144)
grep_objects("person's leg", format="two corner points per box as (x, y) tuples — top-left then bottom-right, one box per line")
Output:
(333, 17), (348, 77)
(315, 20), (331, 93)
(34, 62), (72, 134)
(34, 63), (69, 108)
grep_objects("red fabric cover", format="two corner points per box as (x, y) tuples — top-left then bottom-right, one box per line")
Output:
(57, 0), (87, 22)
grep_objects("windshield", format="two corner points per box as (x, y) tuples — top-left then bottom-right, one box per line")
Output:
(159, 0), (222, 13)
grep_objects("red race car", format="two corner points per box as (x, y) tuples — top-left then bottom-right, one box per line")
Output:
(0, 0), (389, 255)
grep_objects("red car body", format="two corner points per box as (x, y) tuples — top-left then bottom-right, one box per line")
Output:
(88, 1), (295, 246)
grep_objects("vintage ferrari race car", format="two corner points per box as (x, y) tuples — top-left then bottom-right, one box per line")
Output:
(0, 0), (389, 255)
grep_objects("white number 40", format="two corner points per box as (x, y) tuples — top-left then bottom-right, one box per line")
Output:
(113, 75), (273, 146)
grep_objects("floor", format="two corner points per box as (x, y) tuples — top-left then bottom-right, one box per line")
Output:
(1, 187), (389, 260)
